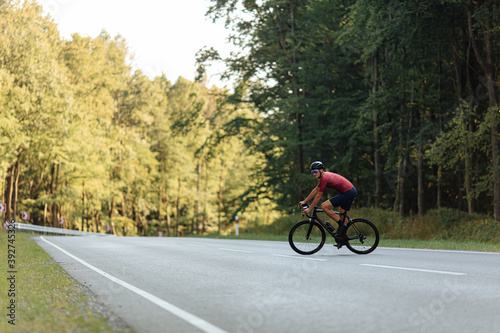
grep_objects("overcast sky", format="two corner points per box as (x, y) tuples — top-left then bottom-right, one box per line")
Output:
(40, 0), (235, 87)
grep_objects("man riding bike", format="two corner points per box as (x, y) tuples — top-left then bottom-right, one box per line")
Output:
(298, 161), (358, 246)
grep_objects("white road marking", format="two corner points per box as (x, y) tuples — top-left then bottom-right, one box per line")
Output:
(218, 248), (253, 253)
(271, 254), (327, 261)
(360, 264), (466, 276)
(40, 237), (228, 333)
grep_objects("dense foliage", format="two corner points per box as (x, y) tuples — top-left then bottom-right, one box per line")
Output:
(0, 1), (273, 235)
(201, 0), (500, 220)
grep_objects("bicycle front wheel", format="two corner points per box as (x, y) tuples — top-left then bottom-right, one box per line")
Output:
(289, 220), (326, 255)
(345, 218), (379, 254)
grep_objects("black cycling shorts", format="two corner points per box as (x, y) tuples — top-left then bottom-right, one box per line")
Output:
(329, 186), (357, 211)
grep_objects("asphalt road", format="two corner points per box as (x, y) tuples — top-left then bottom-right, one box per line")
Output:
(35, 236), (500, 333)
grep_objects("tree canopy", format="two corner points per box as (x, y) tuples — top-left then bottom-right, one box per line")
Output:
(0, 0), (273, 235)
(201, 0), (500, 220)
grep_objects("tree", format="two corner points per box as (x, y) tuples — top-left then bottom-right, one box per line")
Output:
(465, 0), (500, 220)
(204, 0), (368, 208)
(0, 1), (70, 222)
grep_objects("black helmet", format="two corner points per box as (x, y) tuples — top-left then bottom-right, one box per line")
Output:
(310, 161), (324, 170)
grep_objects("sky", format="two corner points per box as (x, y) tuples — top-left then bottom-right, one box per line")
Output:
(39, 0), (235, 88)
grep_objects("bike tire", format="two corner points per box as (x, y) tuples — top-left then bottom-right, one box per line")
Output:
(289, 220), (326, 255)
(345, 218), (379, 255)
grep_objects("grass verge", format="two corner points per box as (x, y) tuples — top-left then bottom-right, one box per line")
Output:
(0, 230), (133, 333)
(378, 238), (500, 252)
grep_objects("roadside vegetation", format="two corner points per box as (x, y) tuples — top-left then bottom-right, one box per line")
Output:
(0, 231), (133, 333)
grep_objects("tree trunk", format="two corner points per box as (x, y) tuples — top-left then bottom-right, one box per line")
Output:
(4, 165), (13, 221)
(464, 121), (474, 214)
(54, 164), (60, 227)
(158, 185), (162, 232)
(399, 158), (406, 216)
(165, 187), (171, 236)
(489, 102), (500, 221)
(394, 104), (413, 215)
(12, 159), (20, 221)
(292, 2), (304, 201)
(133, 205), (139, 235)
(296, 111), (304, 197)
(120, 191), (128, 235)
(44, 203), (47, 226)
(417, 141), (424, 215)
(202, 166), (209, 235)
(109, 196), (116, 234)
(175, 177), (181, 236)
(275, 0), (303, 201)
(81, 181), (85, 231)
(95, 212), (100, 233)
(436, 165), (442, 209)
(195, 160), (202, 234)
(218, 158), (224, 235)
(372, 55), (382, 207)
(457, 172), (463, 211)
(393, 133), (402, 213)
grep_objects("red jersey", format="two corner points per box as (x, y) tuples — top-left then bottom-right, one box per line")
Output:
(317, 172), (354, 194)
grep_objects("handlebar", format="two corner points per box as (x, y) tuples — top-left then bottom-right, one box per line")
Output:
(300, 204), (346, 221)
(300, 204), (323, 215)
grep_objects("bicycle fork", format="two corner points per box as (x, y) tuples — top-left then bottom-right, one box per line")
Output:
(306, 220), (315, 240)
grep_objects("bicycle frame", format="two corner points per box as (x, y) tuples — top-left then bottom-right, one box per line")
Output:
(291, 205), (380, 255)
(304, 206), (352, 237)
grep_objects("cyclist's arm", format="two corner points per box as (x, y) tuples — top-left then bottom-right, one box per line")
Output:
(302, 186), (319, 203)
(309, 189), (324, 209)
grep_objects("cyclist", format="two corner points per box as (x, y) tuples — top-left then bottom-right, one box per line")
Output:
(298, 161), (358, 246)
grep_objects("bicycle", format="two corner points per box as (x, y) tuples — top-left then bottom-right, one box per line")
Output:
(288, 205), (379, 255)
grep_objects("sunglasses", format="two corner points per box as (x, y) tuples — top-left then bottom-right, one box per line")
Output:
(311, 170), (320, 175)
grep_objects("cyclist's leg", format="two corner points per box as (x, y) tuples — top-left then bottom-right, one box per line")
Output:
(321, 187), (358, 225)
(338, 207), (348, 224)
(320, 200), (341, 222)
(332, 187), (358, 228)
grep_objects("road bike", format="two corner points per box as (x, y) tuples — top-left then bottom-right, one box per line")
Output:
(289, 205), (379, 255)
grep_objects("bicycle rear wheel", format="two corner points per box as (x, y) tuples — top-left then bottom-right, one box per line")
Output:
(345, 218), (379, 254)
(289, 220), (326, 255)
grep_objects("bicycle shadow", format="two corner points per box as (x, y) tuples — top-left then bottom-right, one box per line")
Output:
(311, 250), (383, 258)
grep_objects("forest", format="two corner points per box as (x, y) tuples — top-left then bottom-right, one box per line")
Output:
(200, 0), (500, 219)
(1, 0), (499, 237)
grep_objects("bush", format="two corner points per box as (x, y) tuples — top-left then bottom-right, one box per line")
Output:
(424, 208), (481, 228)
(349, 207), (401, 236)
(447, 218), (500, 242)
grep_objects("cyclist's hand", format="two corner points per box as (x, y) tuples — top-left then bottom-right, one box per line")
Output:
(302, 207), (311, 216)
(298, 201), (305, 208)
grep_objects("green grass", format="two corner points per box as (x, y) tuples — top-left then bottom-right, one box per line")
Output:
(0, 231), (133, 333)
(378, 238), (500, 252)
